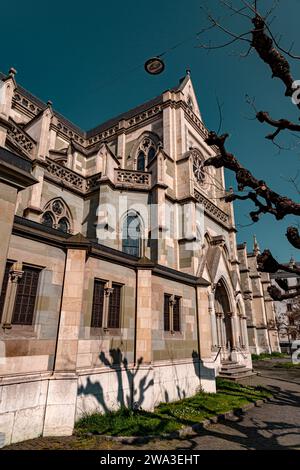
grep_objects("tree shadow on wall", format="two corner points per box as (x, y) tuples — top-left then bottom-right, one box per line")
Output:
(192, 350), (216, 390)
(78, 348), (154, 412)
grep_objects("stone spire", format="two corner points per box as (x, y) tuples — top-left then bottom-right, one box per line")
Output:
(253, 234), (260, 256)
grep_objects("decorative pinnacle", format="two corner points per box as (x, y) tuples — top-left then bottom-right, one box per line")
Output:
(253, 234), (260, 255)
(9, 67), (17, 77)
(186, 68), (191, 76)
(47, 100), (53, 107)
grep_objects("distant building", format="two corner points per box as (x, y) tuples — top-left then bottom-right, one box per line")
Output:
(270, 258), (300, 352)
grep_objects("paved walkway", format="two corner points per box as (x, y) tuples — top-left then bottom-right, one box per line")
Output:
(3, 370), (300, 451)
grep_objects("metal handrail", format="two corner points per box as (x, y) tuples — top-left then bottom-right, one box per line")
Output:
(202, 346), (222, 363)
(234, 346), (248, 359)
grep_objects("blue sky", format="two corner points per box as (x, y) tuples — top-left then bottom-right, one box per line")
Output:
(1, 0), (300, 261)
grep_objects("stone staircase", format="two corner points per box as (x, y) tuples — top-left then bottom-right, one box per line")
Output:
(218, 361), (256, 381)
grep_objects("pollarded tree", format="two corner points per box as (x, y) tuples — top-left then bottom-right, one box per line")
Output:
(198, 0), (300, 300)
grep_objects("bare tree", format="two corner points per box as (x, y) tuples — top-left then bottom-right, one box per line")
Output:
(198, 0), (300, 300)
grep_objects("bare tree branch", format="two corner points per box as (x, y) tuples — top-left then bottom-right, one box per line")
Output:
(258, 249), (300, 275)
(204, 131), (300, 221)
(256, 111), (300, 140)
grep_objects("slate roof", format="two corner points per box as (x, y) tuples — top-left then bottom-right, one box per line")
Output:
(1, 71), (186, 140)
(86, 94), (163, 138)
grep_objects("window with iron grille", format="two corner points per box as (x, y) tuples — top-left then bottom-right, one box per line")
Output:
(108, 283), (122, 328)
(164, 294), (171, 331)
(0, 262), (12, 323)
(12, 266), (40, 325)
(91, 280), (105, 327)
(173, 296), (181, 332)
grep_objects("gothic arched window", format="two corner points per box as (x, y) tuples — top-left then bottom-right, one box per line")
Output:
(136, 137), (157, 171)
(58, 217), (69, 233)
(122, 213), (141, 257)
(148, 146), (156, 164)
(42, 211), (54, 228)
(137, 151), (145, 171)
(41, 199), (72, 233)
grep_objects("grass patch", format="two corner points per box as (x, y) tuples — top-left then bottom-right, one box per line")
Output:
(273, 362), (300, 369)
(251, 352), (288, 361)
(75, 379), (271, 437)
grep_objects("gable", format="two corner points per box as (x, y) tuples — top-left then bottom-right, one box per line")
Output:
(178, 74), (202, 121)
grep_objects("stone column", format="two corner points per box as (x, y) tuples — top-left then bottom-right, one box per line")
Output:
(229, 312), (237, 349)
(54, 247), (87, 371)
(222, 315), (228, 348)
(208, 293), (218, 348)
(237, 315), (243, 348)
(241, 316), (249, 349)
(135, 263), (153, 364)
(43, 239), (89, 438)
(216, 313), (223, 348)
(102, 282), (114, 330)
(1, 263), (23, 328)
(196, 285), (212, 358)
(0, 183), (18, 291)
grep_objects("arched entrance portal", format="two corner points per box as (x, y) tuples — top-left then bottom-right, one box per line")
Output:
(214, 280), (234, 361)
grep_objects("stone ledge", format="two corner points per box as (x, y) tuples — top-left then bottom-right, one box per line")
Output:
(81, 397), (268, 444)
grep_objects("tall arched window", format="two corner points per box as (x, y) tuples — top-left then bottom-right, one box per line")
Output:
(122, 213), (141, 257)
(137, 151), (145, 171)
(136, 137), (157, 171)
(41, 198), (72, 233)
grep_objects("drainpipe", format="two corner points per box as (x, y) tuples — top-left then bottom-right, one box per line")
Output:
(43, 247), (68, 436)
(52, 248), (68, 372)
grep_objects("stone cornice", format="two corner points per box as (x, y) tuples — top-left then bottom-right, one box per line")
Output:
(0, 147), (37, 191)
(12, 216), (210, 287)
(12, 85), (213, 151)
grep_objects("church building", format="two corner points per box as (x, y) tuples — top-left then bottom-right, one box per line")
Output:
(0, 68), (271, 445)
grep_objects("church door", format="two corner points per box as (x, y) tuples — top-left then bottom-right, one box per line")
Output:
(214, 281), (233, 361)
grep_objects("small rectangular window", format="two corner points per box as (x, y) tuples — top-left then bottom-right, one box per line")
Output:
(0, 262), (12, 323)
(108, 283), (122, 329)
(164, 294), (171, 331)
(91, 280), (105, 328)
(12, 266), (40, 325)
(173, 296), (181, 332)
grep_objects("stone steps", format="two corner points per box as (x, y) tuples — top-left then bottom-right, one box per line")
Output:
(219, 361), (256, 381)
(221, 363), (246, 371)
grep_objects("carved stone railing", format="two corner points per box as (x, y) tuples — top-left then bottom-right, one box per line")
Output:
(115, 168), (151, 189)
(45, 158), (101, 193)
(194, 190), (229, 225)
(7, 121), (37, 157)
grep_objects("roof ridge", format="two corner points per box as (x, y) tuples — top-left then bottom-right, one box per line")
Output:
(1, 71), (189, 142)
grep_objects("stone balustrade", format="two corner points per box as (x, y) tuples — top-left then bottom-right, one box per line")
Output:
(115, 168), (151, 189)
(45, 158), (101, 193)
(7, 122), (37, 157)
(194, 190), (229, 225)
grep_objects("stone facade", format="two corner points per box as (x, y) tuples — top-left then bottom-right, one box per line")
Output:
(0, 68), (259, 445)
(237, 238), (280, 355)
